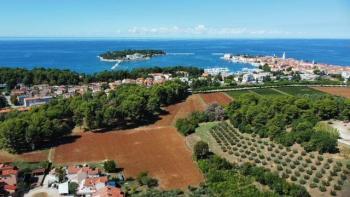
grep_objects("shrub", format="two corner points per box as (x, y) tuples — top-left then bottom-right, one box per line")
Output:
(255, 159), (261, 163)
(334, 184), (342, 190)
(310, 183), (317, 188)
(311, 165), (317, 170)
(324, 163), (330, 169)
(286, 158), (291, 163)
(341, 174), (347, 180)
(321, 180), (330, 187)
(299, 179), (306, 185)
(259, 154), (265, 159)
(295, 171), (301, 177)
(327, 158), (333, 163)
(318, 155), (324, 161)
(291, 175), (297, 181)
(277, 165), (283, 171)
(330, 190), (336, 196)
(271, 153), (276, 157)
(304, 175), (310, 180)
(310, 154), (315, 159)
(194, 141), (210, 159)
(137, 171), (159, 187)
(316, 172), (322, 178)
(281, 151), (287, 156)
(306, 170), (313, 175)
(290, 164), (296, 169)
(286, 169), (292, 174)
(103, 160), (117, 173)
(282, 173), (289, 179)
(313, 177), (319, 183)
(299, 167), (305, 172)
(262, 161), (267, 165)
(234, 152), (240, 157)
(319, 185), (326, 192)
(293, 149), (298, 154)
(305, 158), (312, 163)
(297, 156), (303, 161)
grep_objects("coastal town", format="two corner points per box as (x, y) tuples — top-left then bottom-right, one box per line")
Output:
(222, 53), (350, 83)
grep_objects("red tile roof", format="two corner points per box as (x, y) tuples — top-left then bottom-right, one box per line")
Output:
(4, 184), (17, 191)
(84, 176), (108, 187)
(93, 186), (124, 197)
(2, 169), (18, 176)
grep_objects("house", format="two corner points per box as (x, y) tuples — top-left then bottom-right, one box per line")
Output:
(23, 96), (53, 107)
(0, 164), (18, 195)
(58, 182), (69, 195)
(241, 73), (255, 83)
(93, 186), (124, 197)
(78, 176), (108, 196)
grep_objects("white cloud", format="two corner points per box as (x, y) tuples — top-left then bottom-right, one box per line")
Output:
(125, 25), (291, 37)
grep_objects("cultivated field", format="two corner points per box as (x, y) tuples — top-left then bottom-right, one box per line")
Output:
(312, 87), (350, 99)
(199, 121), (350, 197)
(228, 86), (326, 99)
(199, 92), (233, 106)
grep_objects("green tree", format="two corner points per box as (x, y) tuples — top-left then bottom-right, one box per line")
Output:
(194, 141), (210, 160)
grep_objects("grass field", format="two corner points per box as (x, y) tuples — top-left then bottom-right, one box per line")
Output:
(274, 86), (325, 96)
(228, 86), (326, 99)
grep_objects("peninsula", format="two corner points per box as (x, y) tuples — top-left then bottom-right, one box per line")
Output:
(99, 49), (166, 62)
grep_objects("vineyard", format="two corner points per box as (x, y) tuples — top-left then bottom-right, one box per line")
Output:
(209, 122), (350, 196)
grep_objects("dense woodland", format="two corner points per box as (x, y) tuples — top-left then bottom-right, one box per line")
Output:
(227, 94), (350, 153)
(0, 80), (188, 153)
(99, 49), (166, 60)
(0, 67), (203, 89)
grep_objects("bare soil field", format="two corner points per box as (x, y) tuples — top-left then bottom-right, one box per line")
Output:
(52, 95), (205, 189)
(199, 92), (233, 106)
(312, 87), (350, 98)
(53, 127), (204, 189)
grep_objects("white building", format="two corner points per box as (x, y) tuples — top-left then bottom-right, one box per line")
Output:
(341, 71), (350, 81)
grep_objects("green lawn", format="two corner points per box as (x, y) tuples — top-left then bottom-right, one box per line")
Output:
(274, 86), (325, 96)
(227, 86), (326, 99)
(252, 88), (283, 96)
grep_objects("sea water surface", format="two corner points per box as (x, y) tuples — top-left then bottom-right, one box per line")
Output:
(0, 39), (349, 74)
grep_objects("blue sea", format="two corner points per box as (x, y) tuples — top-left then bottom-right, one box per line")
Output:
(0, 39), (349, 74)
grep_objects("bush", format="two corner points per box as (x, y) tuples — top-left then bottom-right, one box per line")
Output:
(310, 183), (317, 188)
(103, 160), (117, 173)
(194, 141), (210, 159)
(299, 179), (306, 185)
(291, 176), (297, 181)
(330, 190), (336, 196)
(304, 174), (310, 180)
(313, 177), (319, 183)
(137, 171), (158, 187)
(319, 185), (326, 192)
(334, 184), (342, 190)
(277, 165), (283, 171)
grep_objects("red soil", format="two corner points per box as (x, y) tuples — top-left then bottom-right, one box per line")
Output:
(200, 92), (233, 106)
(312, 87), (350, 99)
(53, 95), (205, 189)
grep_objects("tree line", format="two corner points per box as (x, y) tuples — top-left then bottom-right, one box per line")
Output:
(0, 66), (203, 89)
(227, 94), (350, 153)
(0, 80), (188, 153)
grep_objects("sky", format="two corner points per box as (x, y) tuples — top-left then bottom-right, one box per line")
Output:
(0, 0), (349, 39)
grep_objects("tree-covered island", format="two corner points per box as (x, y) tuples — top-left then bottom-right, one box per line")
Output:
(99, 49), (166, 61)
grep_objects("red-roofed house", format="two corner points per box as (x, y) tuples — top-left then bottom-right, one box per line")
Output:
(93, 186), (124, 197)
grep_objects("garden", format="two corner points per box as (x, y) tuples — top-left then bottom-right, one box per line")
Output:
(209, 121), (350, 196)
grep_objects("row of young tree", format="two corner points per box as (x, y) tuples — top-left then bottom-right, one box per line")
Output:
(227, 94), (350, 153)
(0, 80), (188, 153)
(0, 66), (203, 89)
(196, 148), (309, 197)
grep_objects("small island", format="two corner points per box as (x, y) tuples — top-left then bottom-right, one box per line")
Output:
(99, 49), (166, 62)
